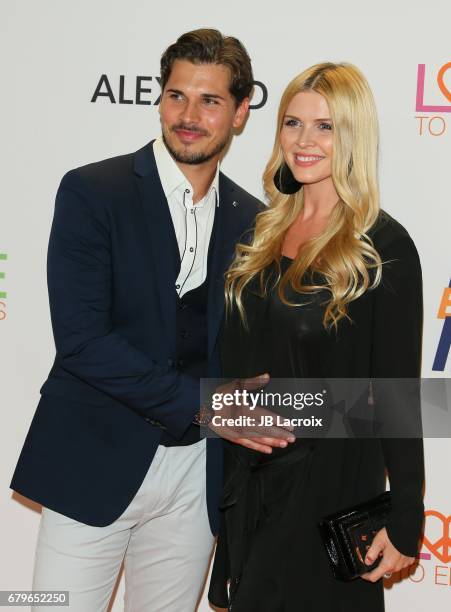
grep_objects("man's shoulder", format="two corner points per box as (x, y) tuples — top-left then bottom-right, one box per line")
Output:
(59, 142), (153, 196)
(60, 153), (134, 196)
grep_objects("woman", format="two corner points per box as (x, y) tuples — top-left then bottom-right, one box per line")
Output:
(208, 63), (424, 611)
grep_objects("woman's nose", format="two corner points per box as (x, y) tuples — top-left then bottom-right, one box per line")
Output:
(296, 126), (315, 148)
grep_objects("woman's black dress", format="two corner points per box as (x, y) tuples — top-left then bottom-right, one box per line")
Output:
(208, 212), (425, 612)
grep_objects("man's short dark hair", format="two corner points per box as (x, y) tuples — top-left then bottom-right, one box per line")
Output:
(160, 28), (254, 104)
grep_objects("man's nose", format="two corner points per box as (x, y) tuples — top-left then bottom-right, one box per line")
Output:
(180, 99), (201, 124)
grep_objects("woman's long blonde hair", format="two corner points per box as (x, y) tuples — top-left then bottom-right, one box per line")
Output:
(225, 62), (382, 329)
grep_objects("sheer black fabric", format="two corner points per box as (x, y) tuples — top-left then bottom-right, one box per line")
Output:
(208, 212), (424, 612)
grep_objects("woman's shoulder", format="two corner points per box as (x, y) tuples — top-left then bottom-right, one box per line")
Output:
(368, 210), (420, 264)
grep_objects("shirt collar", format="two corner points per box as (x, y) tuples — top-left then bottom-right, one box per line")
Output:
(153, 136), (220, 204)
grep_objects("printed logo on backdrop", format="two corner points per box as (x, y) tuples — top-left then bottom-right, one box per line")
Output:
(422, 510), (451, 565)
(415, 62), (451, 136)
(398, 508), (451, 586)
(0, 252), (7, 321)
(91, 75), (268, 109)
(432, 280), (451, 371)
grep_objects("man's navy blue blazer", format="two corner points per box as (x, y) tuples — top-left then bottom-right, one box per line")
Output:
(11, 141), (262, 534)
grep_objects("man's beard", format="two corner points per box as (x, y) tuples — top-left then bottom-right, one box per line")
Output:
(162, 126), (230, 165)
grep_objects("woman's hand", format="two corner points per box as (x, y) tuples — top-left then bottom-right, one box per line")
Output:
(361, 527), (415, 582)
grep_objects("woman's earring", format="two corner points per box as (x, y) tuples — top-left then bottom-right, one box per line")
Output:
(273, 163), (302, 194)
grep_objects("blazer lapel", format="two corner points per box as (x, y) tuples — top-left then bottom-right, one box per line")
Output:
(207, 174), (244, 357)
(134, 142), (179, 354)
(134, 142), (249, 359)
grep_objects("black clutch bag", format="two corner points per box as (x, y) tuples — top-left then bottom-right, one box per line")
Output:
(317, 491), (392, 581)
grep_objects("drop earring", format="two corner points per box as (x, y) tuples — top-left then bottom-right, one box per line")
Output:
(273, 163), (302, 194)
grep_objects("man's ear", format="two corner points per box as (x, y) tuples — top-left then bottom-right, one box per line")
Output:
(233, 97), (250, 129)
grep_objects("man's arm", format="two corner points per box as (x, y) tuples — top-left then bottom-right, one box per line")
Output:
(47, 170), (198, 440)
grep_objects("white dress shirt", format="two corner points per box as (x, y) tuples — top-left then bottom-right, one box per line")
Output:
(153, 137), (219, 297)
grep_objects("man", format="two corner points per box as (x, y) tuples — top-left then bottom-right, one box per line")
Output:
(10, 29), (293, 612)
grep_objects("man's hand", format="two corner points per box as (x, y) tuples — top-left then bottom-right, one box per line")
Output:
(207, 374), (296, 454)
(361, 527), (416, 582)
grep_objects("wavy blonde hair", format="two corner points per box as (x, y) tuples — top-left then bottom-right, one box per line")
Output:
(225, 62), (382, 329)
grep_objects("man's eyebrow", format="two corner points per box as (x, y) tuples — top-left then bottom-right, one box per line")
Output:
(201, 93), (225, 101)
(165, 89), (226, 101)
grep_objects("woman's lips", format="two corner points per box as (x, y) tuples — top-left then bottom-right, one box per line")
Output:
(293, 154), (325, 167)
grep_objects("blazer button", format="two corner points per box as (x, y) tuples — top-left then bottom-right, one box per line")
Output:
(177, 359), (184, 368)
(167, 358), (174, 366)
(180, 330), (190, 339)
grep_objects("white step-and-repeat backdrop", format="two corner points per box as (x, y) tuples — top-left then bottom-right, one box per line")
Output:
(1, 1), (450, 610)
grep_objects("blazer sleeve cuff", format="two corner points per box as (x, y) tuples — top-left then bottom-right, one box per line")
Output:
(148, 372), (200, 440)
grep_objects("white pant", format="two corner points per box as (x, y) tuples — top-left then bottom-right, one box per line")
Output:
(32, 440), (215, 612)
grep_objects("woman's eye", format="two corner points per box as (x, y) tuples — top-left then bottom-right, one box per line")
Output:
(319, 122), (333, 130)
(284, 119), (301, 128)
